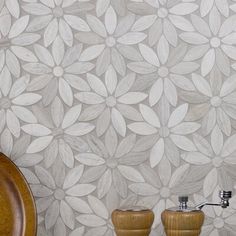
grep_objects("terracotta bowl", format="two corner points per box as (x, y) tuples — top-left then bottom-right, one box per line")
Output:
(0, 153), (37, 236)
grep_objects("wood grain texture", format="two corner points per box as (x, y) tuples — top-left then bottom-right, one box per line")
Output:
(161, 210), (204, 236)
(112, 209), (154, 236)
(0, 153), (37, 236)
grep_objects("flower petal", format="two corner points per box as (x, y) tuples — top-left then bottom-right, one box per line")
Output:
(66, 197), (92, 214)
(62, 104), (82, 129)
(201, 49), (215, 76)
(65, 123), (95, 136)
(59, 139), (74, 168)
(117, 32), (147, 45)
(59, 78), (73, 106)
(128, 122), (157, 135)
(87, 73), (107, 97)
(97, 169), (112, 198)
(76, 214), (106, 227)
(45, 201), (59, 229)
(60, 200), (74, 229)
(6, 109), (20, 138)
(76, 153), (105, 167)
(118, 92), (147, 104)
(6, 0), (20, 18)
(150, 138), (164, 168)
(149, 79), (163, 106)
(59, 19), (73, 46)
(118, 165), (144, 183)
(11, 46), (37, 62)
(66, 184), (96, 196)
(44, 19), (58, 47)
(168, 103), (188, 128)
(64, 15), (90, 32)
(170, 134), (197, 151)
(80, 45), (105, 61)
(139, 43), (159, 67)
(111, 108), (126, 137)
(105, 6), (117, 35)
(63, 165), (84, 189)
(139, 104), (160, 128)
(192, 73), (212, 96)
(21, 124), (51, 136)
(169, 3), (198, 15)
(203, 168), (218, 197)
(26, 136), (53, 153)
(169, 164), (190, 188)
(12, 93), (42, 105)
(9, 15), (29, 39)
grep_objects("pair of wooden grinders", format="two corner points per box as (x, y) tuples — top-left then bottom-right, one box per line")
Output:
(111, 191), (232, 236)
(111, 207), (203, 236)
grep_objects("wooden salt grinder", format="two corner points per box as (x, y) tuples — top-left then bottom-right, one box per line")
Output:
(161, 191), (232, 236)
(112, 207), (154, 236)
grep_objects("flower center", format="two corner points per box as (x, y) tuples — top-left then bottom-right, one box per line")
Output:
(0, 98), (11, 109)
(210, 96), (222, 107)
(53, 6), (64, 17)
(106, 158), (118, 169)
(212, 156), (223, 168)
(0, 38), (10, 49)
(160, 187), (170, 198)
(213, 217), (224, 229)
(158, 66), (169, 77)
(53, 66), (64, 77)
(106, 96), (116, 107)
(106, 37), (116, 47)
(54, 189), (65, 200)
(210, 37), (221, 48)
(159, 127), (170, 138)
(52, 128), (64, 138)
(157, 8), (168, 18)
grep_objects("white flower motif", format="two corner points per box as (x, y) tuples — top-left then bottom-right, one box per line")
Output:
(75, 68), (147, 137)
(22, 0), (93, 46)
(23, 36), (94, 106)
(0, 10), (40, 77)
(181, 10), (236, 76)
(185, 71), (236, 136)
(76, 195), (114, 235)
(128, 38), (198, 106)
(182, 127), (236, 197)
(200, 0), (229, 17)
(0, 0), (20, 18)
(75, 6), (147, 76)
(194, 189), (236, 236)
(95, 0), (126, 17)
(150, 160), (190, 228)
(21, 97), (95, 167)
(76, 127), (146, 198)
(0, 0), (235, 235)
(9, 134), (44, 185)
(128, 0), (198, 46)
(0, 74), (41, 138)
(32, 164), (96, 231)
(128, 98), (200, 167)
(71, 186), (127, 236)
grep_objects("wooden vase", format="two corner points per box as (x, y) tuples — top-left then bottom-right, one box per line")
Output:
(112, 209), (154, 236)
(161, 210), (204, 236)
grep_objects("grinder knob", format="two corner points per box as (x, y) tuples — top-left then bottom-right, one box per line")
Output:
(219, 191), (232, 208)
(179, 196), (188, 210)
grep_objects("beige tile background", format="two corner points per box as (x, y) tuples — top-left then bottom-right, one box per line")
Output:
(0, 0), (236, 235)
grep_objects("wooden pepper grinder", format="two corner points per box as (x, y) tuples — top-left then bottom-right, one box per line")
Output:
(112, 207), (154, 236)
(161, 190), (232, 236)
